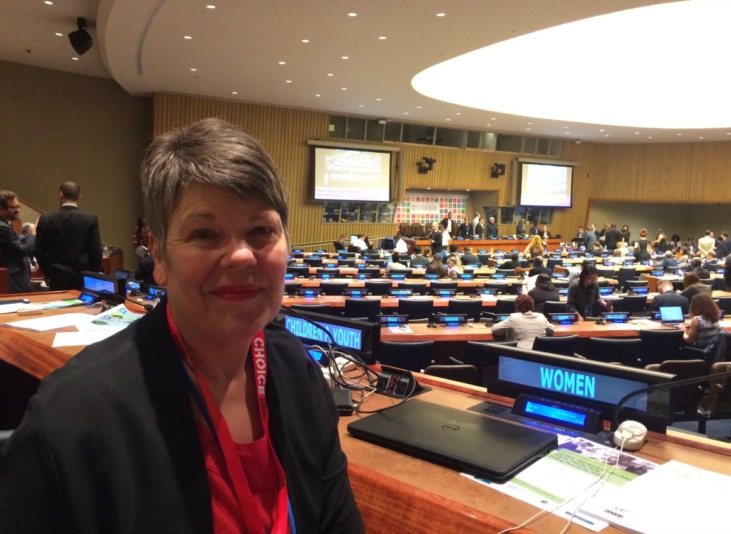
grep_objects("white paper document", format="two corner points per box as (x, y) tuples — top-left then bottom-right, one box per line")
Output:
(0, 303), (27, 315)
(580, 460), (731, 534)
(389, 325), (413, 333)
(4, 313), (94, 332)
(52, 329), (121, 347)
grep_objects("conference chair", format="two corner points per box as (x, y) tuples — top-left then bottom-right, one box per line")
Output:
(477, 254), (490, 266)
(665, 266), (680, 275)
(304, 257), (323, 267)
(446, 299), (483, 323)
(290, 304), (331, 315)
(615, 295), (647, 315)
(680, 332), (729, 367)
(378, 341), (433, 372)
(496, 268), (516, 277)
(319, 282), (348, 296)
(397, 298), (434, 321)
(333, 241), (346, 252)
(532, 335), (580, 357)
(430, 281), (458, 292)
(638, 329), (685, 366)
(542, 301), (568, 317)
(424, 364), (479, 386)
(586, 337), (643, 367)
(462, 341), (518, 386)
(494, 298), (516, 315)
(389, 268), (413, 279)
(645, 359), (709, 434)
(707, 263), (721, 272)
(616, 267), (637, 291)
(712, 278), (728, 291)
(400, 224), (414, 238)
(546, 258), (563, 272)
(365, 280), (393, 296)
(397, 282), (428, 295)
(338, 259), (357, 267)
(625, 280), (649, 291)
(284, 282), (302, 296)
(343, 298), (381, 323)
(700, 361), (731, 419)
(365, 268), (383, 278)
(552, 280), (570, 289)
(597, 267), (615, 279)
(287, 266), (310, 278)
(715, 297), (731, 315)
(671, 280), (686, 292)
(411, 223), (425, 237)
(483, 282), (509, 294)
(699, 278), (715, 286)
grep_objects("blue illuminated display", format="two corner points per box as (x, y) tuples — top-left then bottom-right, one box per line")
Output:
(498, 356), (648, 410)
(525, 401), (586, 426)
(284, 316), (362, 350)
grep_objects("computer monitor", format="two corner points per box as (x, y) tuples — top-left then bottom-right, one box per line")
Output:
(278, 309), (380, 362)
(482, 345), (672, 427)
(378, 238), (395, 250)
(82, 271), (120, 296)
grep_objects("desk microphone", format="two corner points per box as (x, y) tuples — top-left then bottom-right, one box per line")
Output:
(611, 365), (731, 432)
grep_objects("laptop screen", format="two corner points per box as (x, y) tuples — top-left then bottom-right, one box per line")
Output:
(660, 306), (684, 323)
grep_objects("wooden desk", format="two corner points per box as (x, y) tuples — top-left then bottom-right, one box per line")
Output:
(415, 238), (563, 252)
(282, 295), (501, 309)
(291, 277), (502, 289)
(341, 374), (731, 533)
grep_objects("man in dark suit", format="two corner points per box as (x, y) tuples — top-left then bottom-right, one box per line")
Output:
(529, 221), (541, 236)
(647, 280), (690, 314)
(499, 252), (521, 270)
(461, 246), (479, 266)
(604, 223), (622, 251)
(474, 218), (485, 240)
(716, 231), (731, 258)
(690, 257), (710, 280)
(486, 216), (498, 238)
(0, 190), (34, 293)
(440, 212), (454, 236)
(36, 182), (103, 290)
(528, 256), (552, 277)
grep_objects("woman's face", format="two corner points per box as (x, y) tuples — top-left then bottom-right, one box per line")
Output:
(152, 184), (288, 343)
(583, 274), (598, 287)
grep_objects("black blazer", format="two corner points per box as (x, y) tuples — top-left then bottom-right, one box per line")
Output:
(529, 226), (541, 236)
(36, 205), (103, 290)
(0, 218), (32, 293)
(647, 291), (690, 314)
(0, 303), (363, 533)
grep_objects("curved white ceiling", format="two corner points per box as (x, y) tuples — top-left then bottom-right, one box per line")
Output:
(412, 0), (731, 129)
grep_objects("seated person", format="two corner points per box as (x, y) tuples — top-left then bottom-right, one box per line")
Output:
(677, 246), (691, 263)
(491, 294), (555, 349)
(386, 252), (408, 272)
(679, 272), (712, 302)
(528, 256), (552, 278)
(567, 264), (613, 319)
(135, 254), (156, 286)
(448, 243), (459, 255)
(528, 274), (560, 314)
(334, 233), (348, 251)
(461, 246), (479, 266)
(362, 237), (378, 255)
(682, 293), (721, 350)
(393, 233), (409, 254)
(541, 225), (551, 239)
(660, 250), (679, 269)
(690, 257), (710, 280)
(352, 234), (368, 251)
(499, 252), (521, 271)
(704, 250), (718, 266)
(647, 279), (690, 314)
(446, 256), (462, 279)
(615, 242), (630, 257)
(425, 255), (449, 278)
(410, 245), (430, 268)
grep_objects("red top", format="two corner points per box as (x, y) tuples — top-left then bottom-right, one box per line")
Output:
(196, 422), (281, 533)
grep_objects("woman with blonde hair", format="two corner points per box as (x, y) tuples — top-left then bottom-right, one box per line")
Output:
(524, 234), (544, 259)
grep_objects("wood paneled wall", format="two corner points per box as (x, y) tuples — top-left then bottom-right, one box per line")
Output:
(154, 92), (731, 246)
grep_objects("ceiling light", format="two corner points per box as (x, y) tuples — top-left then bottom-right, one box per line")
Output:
(376, 98), (381, 101)
(232, 91), (237, 94)
(649, 136), (653, 139)
(44, 1), (52, 4)
(490, 118), (496, 121)
(379, 36), (387, 40)
(206, 5), (215, 9)
(564, 126), (568, 129)
(487, 123), (491, 126)
(404, 112), (409, 115)
(466, 189), (471, 191)
(635, 132), (640, 134)
(457, 113), (461, 115)
(359, 104), (364, 107)
(348, 13), (357, 17)
(302, 39), (309, 43)
(427, 187), (432, 190)
(315, 94), (320, 97)
(286, 80), (292, 83)
(416, 106), (422, 109)
(436, 13), (446, 17)
(727, 133), (731, 135)
(446, 118), (451, 121)
(72, 57), (78, 60)
(677, 133), (682, 136)
(699, 136), (704, 139)
(605, 134), (610, 137)
(190, 68), (197, 71)
(342, 87), (347, 90)
(184, 36), (192, 40)
(55, 32), (62, 36)
(279, 61), (286, 65)
(412, 1), (731, 129)
(565, 132), (570, 134)
(342, 56), (349, 59)
(526, 128), (531, 131)
(599, 129), (605, 132)
(327, 73), (333, 76)
(527, 122), (532, 125)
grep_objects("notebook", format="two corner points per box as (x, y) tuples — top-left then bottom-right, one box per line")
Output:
(660, 306), (684, 327)
(347, 399), (557, 482)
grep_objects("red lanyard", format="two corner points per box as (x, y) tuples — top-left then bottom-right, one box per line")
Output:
(166, 306), (291, 534)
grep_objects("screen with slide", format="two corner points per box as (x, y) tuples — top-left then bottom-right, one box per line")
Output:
(519, 162), (573, 208)
(313, 146), (391, 202)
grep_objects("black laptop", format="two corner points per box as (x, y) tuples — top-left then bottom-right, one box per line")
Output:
(347, 399), (557, 482)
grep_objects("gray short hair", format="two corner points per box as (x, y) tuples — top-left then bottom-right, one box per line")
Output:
(140, 118), (288, 258)
(664, 250), (673, 258)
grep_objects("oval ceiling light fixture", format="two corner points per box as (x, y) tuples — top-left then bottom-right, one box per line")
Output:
(412, 1), (731, 129)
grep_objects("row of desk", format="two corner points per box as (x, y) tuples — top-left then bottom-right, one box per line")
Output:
(2, 290), (731, 533)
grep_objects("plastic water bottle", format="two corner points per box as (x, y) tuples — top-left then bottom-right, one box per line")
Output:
(103, 245), (110, 258)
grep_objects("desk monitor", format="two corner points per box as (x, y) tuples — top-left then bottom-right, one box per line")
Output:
(598, 287), (615, 296)
(432, 289), (456, 297)
(629, 286), (649, 296)
(486, 345), (672, 426)
(660, 306), (684, 325)
(128, 280), (140, 292)
(425, 274), (438, 280)
(432, 314), (467, 326)
(492, 313), (511, 322)
(641, 260), (651, 266)
(145, 285), (167, 299)
(551, 255), (561, 260)
(78, 290), (98, 304)
(316, 273), (334, 280)
(459, 273), (474, 281)
(390, 273), (407, 281)
(114, 269), (131, 285)
(298, 288), (322, 298)
(602, 312), (629, 323)
(604, 261), (615, 267)
(344, 289), (368, 298)
(651, 270), (664, 276)
(358, 264), (367, 270)
(623, 261), (634, 267)
(558, 288), (569, 296)
(378, 314), (408, 326)
(284, 273), (295, 281)
(549, 313), (578, 325)
(278, 308), (380, 362)
(491, 274), (506, 280)
(553, 272), (568, 279)
(315, 249), (327, 254)
(378, 238), (395, 250)
(356, 273), (372, 280)
(476, 288), (498, 296)
(568, 253), (579, 259)
(389, 289), (413, 298)
(82, 272), (119, 296)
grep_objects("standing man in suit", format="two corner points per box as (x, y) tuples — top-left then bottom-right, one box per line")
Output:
(698, 230), (716, 257)
(0, 190), (34, 293)
(440, 212), (454, 237)
(475, 218), (485, 240)
(604, 223), (622, 252)
(471, 212), (481, 235)
(486, 216), (498, 238)
(36, 182), (103, 290)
